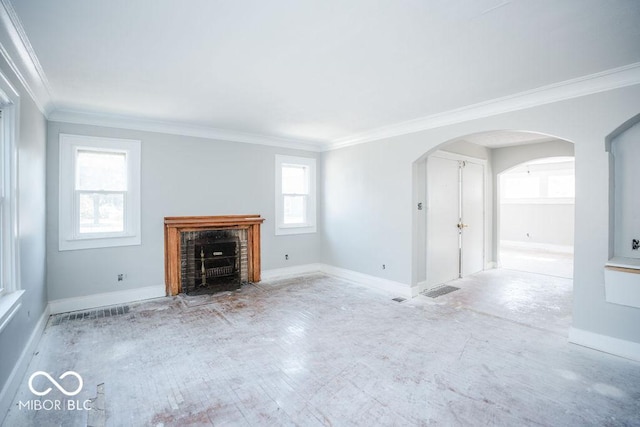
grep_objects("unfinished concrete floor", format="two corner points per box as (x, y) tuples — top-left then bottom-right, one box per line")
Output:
(4, 271), (640, 426)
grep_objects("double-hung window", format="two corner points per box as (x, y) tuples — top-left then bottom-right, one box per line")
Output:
(59, 134), (141, 251)
(0, 77), (23, 333)
(275, 155), (316, 235)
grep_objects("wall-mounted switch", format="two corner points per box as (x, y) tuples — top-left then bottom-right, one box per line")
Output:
(633, 239), (639, 251)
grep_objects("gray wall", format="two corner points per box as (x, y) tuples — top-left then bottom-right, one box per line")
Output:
(0, 58), (48, 412)
(500, 203), (574, 247)
(322, 84), (640, 346)
(321, 138), (412, 282)
(46, 122), (321, 301)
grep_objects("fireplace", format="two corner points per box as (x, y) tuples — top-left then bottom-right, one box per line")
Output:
(181, 230), (243, 295)
(164, 215), (265, 296)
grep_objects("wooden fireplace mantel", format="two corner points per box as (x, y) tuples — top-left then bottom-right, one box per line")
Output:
(164, 215), (265, 296)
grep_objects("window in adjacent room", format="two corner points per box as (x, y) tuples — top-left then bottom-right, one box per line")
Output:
(59, 134), (141, 250)
(275, 155), (316, 235)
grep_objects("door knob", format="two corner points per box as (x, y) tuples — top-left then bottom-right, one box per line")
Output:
(457, 223), (469, 229)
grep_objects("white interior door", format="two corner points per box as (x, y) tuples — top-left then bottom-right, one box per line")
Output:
(427, 154), (485, 287)
(426, 155), (460, 287)
(461, 161), (484, 276)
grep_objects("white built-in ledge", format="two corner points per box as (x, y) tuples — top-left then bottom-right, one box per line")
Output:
(0, 290), (25, 334)
(604, 257), (640, 308)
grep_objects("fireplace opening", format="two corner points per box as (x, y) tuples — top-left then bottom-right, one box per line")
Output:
(181, 230), (246, 295)
(197, 238), (237, 276)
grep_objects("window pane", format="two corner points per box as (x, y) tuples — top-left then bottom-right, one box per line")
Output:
(282, 165), (307, 194)
(79, 192), (124, 233)
(283, 195), (306, 224)
(503, 175), (540, 199)
(77, 150), (126, 191)
(548, 175), (575, 198)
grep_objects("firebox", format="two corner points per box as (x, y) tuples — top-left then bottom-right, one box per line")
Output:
(180, 230), (245, 295)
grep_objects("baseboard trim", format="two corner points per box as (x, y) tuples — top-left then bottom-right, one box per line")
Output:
(47, 264), (409, 314)
(261, 264), (324, 281)
(413, 280), (429, 297)
(48, 285), (166, 315)
(262, 263), (411, 297)
(0, 304), (50, 423)
(569, 327), (640, 362)
(320, 264), (412, 298)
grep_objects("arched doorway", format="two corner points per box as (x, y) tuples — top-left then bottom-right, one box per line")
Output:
(413, 130), (575, 294)
(412, 130), (576, 333)
(498, 157), (575, 278)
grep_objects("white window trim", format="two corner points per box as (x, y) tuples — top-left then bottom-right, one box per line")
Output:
(275, 155), (317, 235)
(0, 70), (24, 333)
(59, 134), (141, 251)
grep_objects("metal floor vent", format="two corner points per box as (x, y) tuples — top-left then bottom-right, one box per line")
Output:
(421, 285), (460, 298)
(392, 297), (406, 303)
(51, 305), (130, 325)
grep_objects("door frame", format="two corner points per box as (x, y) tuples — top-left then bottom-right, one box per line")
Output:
(422, 150), (487, 292)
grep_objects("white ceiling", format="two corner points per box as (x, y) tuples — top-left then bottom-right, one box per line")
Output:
(7, 0), (640, 150)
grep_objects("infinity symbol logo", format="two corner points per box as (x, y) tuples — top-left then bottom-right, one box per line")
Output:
(28, 371), (83, 396)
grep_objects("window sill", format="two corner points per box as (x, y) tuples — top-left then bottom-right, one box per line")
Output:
(59, 234), (141, 251)
(0, 290), (25, 334)
(275, 225), (317, 236)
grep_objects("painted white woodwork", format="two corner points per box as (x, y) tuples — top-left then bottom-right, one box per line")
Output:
(604, 257), (640, 309)
(426, 153), (485, 287)
(58, 134), (141, 251)
(461, 161), (485, 276)
(426, 155), (460, 287)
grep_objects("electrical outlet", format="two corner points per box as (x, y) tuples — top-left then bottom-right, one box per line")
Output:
(382, 264), (386, 270)
(285, 254), (289, 260)
(117, 273), (125, 282)
(633, 239), (639, 251)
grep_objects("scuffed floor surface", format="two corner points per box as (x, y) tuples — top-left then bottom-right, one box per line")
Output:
(4, 272), (640, 426)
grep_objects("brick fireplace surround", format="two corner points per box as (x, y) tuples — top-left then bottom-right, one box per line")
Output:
(164, 215), (265, 296)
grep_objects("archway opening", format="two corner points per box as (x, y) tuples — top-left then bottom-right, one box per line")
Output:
(412, 129), (575, 334)
(413, 130), (575, 292)
(498, 156), (575, 278)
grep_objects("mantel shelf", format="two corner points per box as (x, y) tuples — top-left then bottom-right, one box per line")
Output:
(164, 215), (265, 228)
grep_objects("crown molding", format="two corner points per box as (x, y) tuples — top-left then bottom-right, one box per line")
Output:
(48, 109), (325, 152)
(0, 0), (54, 116)
(2, 0), (639, 153)
(325, 62), (640, 151)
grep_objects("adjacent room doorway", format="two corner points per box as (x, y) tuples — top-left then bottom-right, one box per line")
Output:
(498, 157), (575, 278)
(426, 152), (485, 288)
